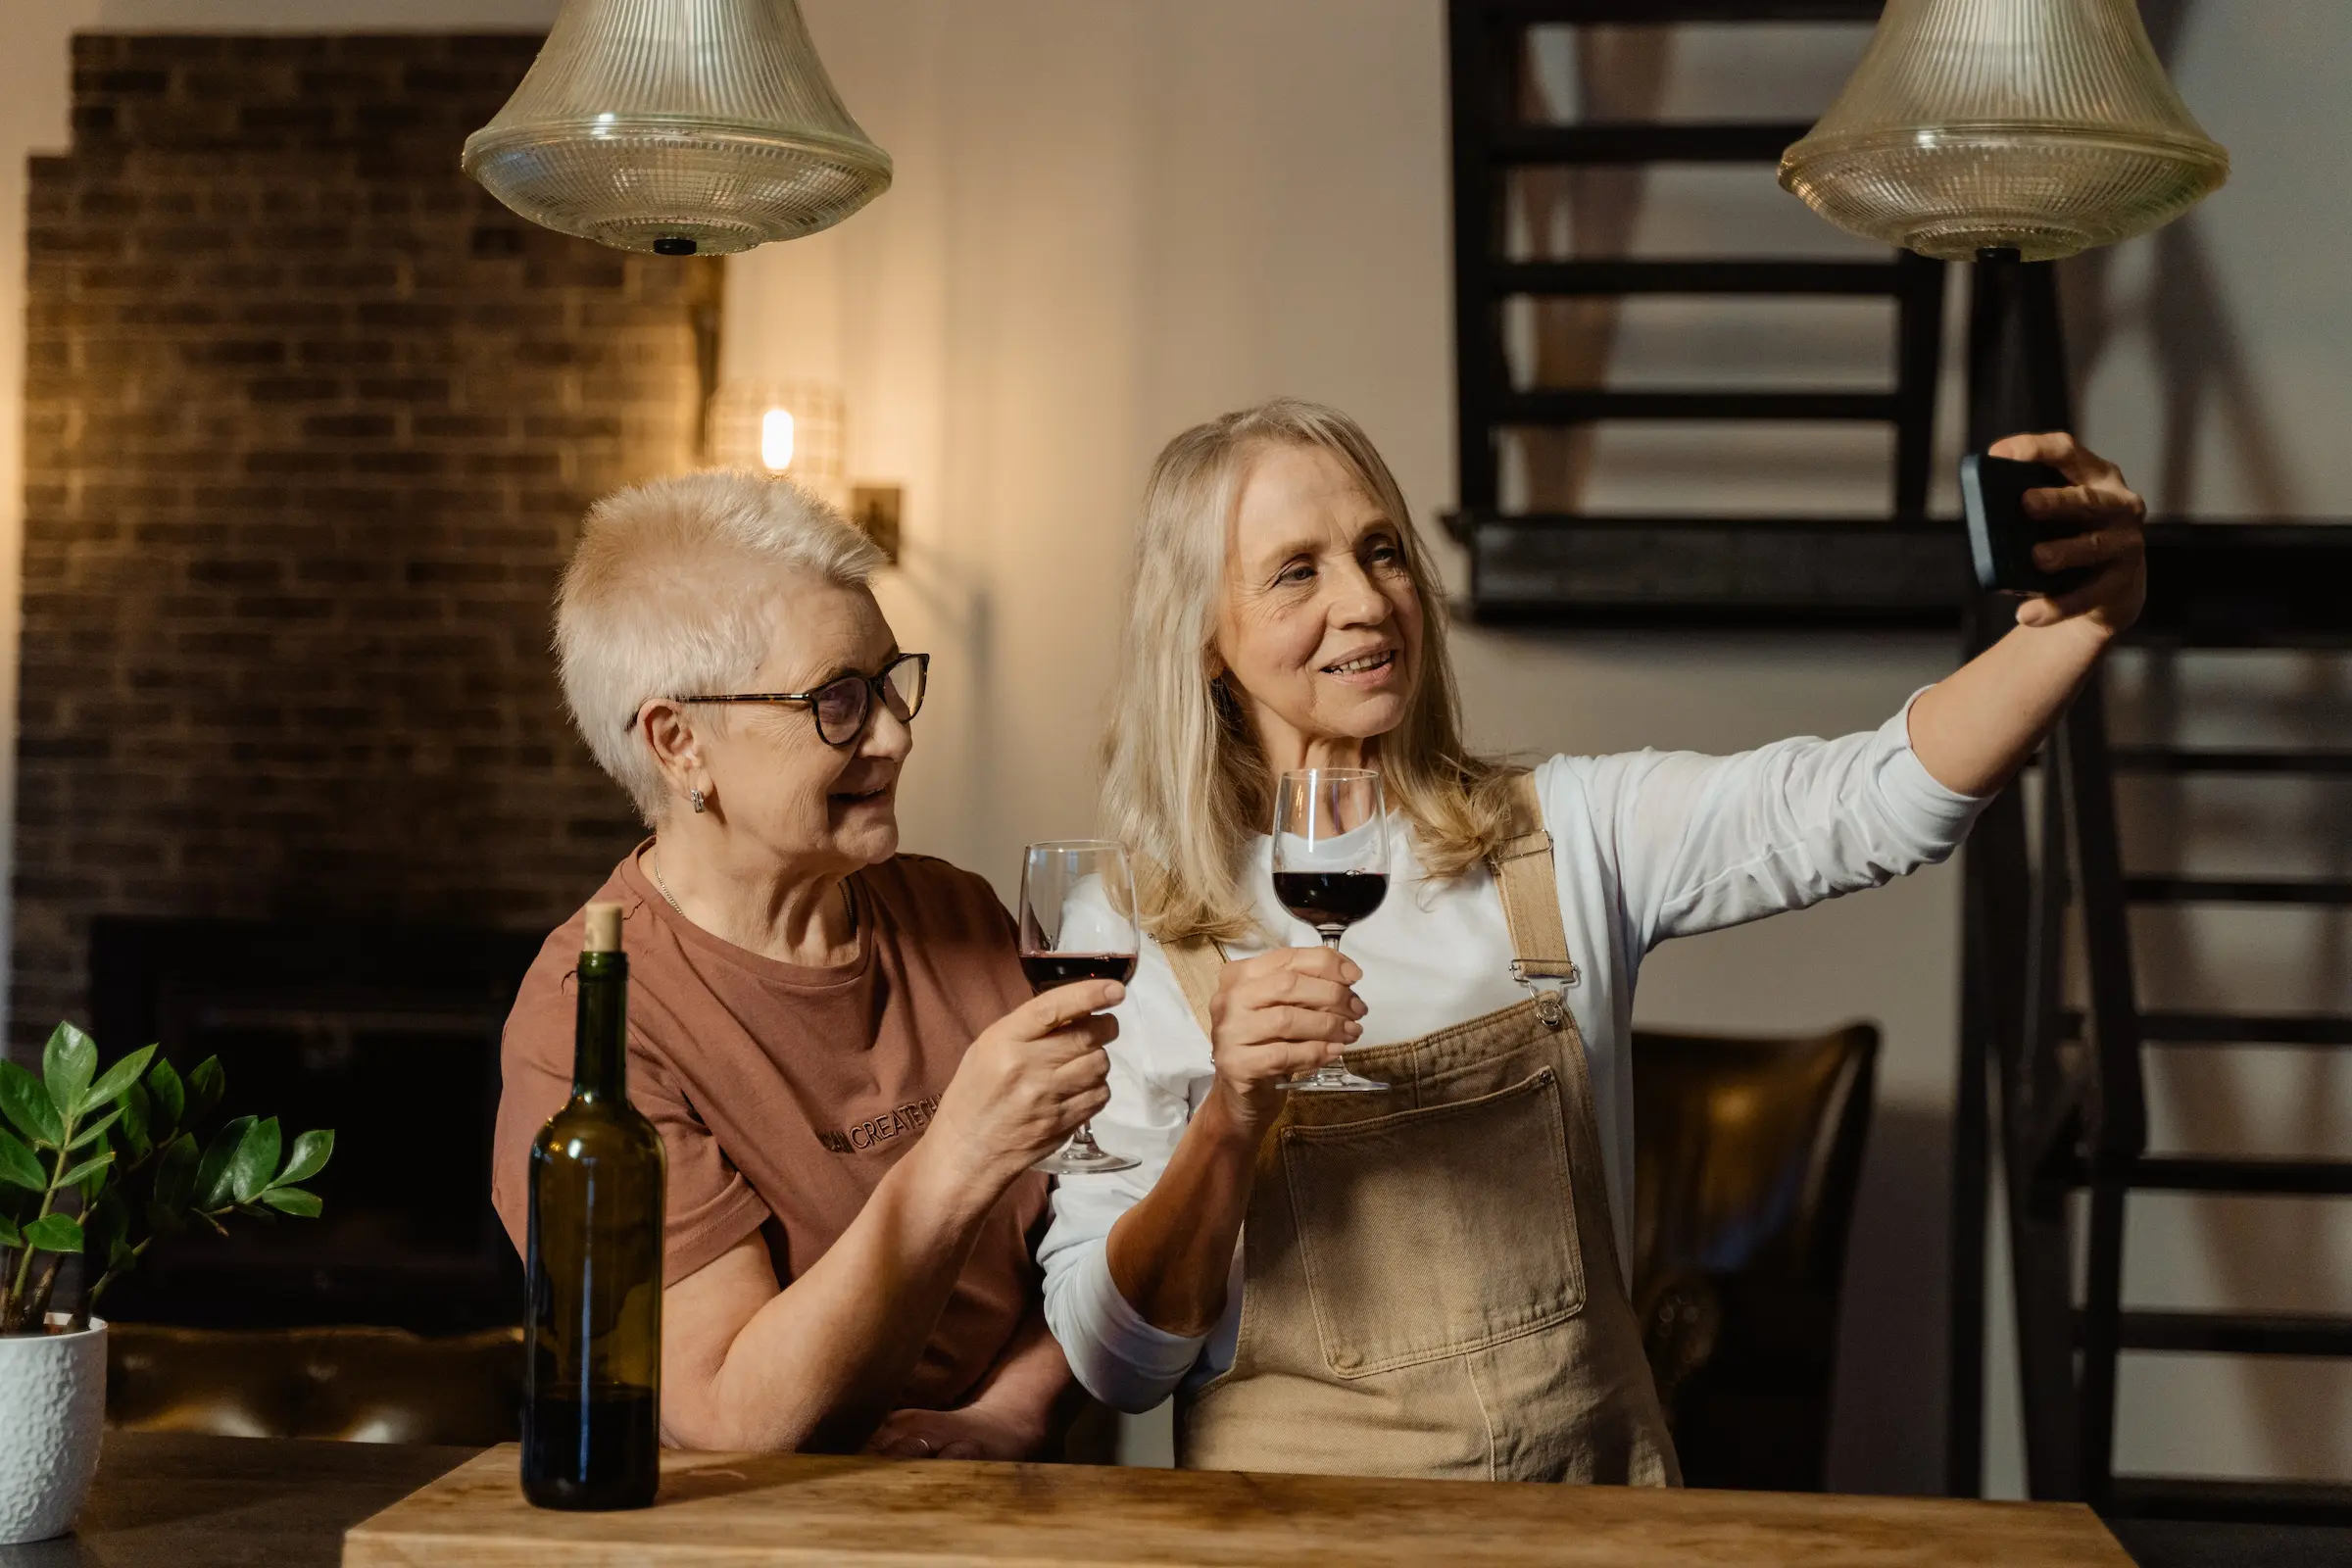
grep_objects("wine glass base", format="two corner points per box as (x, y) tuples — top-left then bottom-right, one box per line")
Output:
(1280, 1068), (1390, 1095)
(1033, 1145), (1140, 1175)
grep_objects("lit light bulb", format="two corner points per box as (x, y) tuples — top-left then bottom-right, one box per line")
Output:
(760, 408), (796, 471)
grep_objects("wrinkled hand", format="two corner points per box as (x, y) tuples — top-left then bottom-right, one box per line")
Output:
(1206, 948), (1364, 1133)
(1989, 430), (2147, 637)
(928, 982), (1118, 1190)
(864, 1401), (1044, 1462)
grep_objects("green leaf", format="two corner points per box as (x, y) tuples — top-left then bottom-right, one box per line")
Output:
(149, 1132), (198, 1230)
(115, 1081), (152, 1161)
(227, 1117), (280, 1205)
(56, 1150), (113, 1191)
(145, 1057), (184, 1133)
(257, 1186), (321, 1218)
(273, 1129), (334, 1190)
(41, 1022), (98, 1120)
(194, 1116), (255, 1210)
(85, 1187), (126, 1258)
(67, 1106), (122, 1152)
(184, 1057), (225, 1123)
(0, 1130), (45, 1192)
(22, 1212), (81, 1252)
(0, 1213), (18, 1248)
(83, 1045), (156, 1113)
(0, 1061), (62, 1148)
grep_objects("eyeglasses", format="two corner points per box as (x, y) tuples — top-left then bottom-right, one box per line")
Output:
(669, 652), (929, 749)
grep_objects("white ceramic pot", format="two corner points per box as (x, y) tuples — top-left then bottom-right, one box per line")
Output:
(0, 1316), (106, 1544)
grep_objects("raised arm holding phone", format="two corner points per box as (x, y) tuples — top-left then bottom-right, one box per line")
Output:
(1037, 401), (2144, 1484)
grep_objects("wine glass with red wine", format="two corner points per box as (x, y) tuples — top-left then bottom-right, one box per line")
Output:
(1270, 768), (1389, 1094)
(1017, 840), (1142, 1175)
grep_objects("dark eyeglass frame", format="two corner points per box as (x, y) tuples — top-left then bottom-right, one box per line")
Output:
(667, 651), (929, 749)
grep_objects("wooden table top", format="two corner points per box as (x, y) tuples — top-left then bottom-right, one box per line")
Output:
(345, 1443), (2133, 1567)
(0, 1431), (474, 1568)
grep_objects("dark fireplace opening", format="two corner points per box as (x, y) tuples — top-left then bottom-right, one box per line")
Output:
(89, 916), (544, 1334)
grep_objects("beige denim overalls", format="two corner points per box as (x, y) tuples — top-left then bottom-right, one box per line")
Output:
(1161, 775), (1679, 1485)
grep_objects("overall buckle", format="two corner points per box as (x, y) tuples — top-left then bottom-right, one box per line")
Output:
(1510, 960), (1577, 1030)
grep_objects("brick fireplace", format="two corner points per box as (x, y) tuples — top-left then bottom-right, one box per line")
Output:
(13, 34), (720, 1324)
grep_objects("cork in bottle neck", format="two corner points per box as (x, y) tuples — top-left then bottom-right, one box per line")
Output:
(584, 902), (625, 954)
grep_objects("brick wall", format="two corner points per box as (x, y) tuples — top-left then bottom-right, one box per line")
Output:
(13, 34), (718, 1050)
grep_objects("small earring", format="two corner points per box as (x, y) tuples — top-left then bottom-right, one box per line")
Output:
(689, 788), (707, 814)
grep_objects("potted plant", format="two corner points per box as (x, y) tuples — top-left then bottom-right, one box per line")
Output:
(0, 1022), (333, 1544)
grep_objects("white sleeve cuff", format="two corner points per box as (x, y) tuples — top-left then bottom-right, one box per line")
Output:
(1042, 1237), (1210, 1415)
(1886, 684), (1992, 842)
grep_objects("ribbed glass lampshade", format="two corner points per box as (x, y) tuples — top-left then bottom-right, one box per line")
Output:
(1779, 0), (2227, 262)
(463, 0), (892, 257)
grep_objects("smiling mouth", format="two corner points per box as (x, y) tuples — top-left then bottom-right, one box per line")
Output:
(1321, 650), (1397, 676)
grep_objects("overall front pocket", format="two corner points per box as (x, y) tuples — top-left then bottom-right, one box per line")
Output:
(1281, 1066), (1586, 1379)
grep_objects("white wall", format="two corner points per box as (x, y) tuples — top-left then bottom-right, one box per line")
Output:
(0, 0), (2341, 1498)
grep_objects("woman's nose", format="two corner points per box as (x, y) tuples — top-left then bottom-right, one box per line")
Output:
(860, 701), (914, 760)
(1326, 561), (1391, 626)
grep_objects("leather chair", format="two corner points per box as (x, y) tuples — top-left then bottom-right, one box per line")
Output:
(1630, 1022), (1879, 1492)
(107, 1323), (524, 1446)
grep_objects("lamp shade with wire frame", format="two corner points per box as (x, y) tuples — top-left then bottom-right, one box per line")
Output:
(1778, 0), (2227, 262)
(708, 381), (846, 508)
(463, 0), (892, 257)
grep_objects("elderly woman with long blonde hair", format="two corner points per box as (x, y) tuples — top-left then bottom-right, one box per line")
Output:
(1039, 398), (2147, 1483)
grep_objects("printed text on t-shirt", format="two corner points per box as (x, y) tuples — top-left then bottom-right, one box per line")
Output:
(817, 1095), (940, 1154)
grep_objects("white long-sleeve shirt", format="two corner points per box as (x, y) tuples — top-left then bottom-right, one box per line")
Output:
(1037, 698), (1985, 1414)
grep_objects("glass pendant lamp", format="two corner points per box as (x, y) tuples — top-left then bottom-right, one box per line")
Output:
(464, 0), (892, 257)
(1779, 0), (2227, 261)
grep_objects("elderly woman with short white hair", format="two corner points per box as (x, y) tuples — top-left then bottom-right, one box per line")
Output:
(1040, 398), (2148, 1483)
(493, 470), (1116, 1458)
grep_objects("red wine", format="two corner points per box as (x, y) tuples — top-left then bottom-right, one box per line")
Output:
(1022, 953), (1138, 992)
(1274, 870), (1389, 932)
(521, 1388), (661, 1510)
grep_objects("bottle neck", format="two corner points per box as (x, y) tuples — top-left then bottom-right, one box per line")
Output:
(572, 950), (628, 1102)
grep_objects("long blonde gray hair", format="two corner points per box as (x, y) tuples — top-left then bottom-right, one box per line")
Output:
(1101, 398), (1519, 945)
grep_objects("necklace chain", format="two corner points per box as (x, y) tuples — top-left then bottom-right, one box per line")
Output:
(649, 853), (687, 917)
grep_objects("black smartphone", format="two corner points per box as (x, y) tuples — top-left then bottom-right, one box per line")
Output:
(1960, 453), (2093, 596)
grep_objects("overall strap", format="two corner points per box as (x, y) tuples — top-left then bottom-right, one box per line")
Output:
(1493, 771), (1580, 1027)
(1164, 936), (1227, 1040)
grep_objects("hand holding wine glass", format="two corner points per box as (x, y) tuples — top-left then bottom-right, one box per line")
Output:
(1200, 946), (1366, 1133)
(1017, 841), (1142, 1174)
(1270, 768), (1389, 1094)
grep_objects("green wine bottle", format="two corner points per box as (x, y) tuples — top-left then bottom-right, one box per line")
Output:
(523, 902), (665, 1509)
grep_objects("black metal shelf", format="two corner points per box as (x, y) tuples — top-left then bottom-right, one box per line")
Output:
(2125, 877), (2352, 906)
(2123, 1156), (2352, 1198)
(1446, 0), (1949, 621)
(1488, 258), (1905, 295)
(1494, 387), (1900, 422)
(2109, 1477), (2352, 1528)
(1473, 0), (1886, 22)
(1492, 121), (1814, 163)
(2139, 1012), (2352, 1049)
(2112, 748), (2352, 775)
(2106, 1310), (2352, 1357)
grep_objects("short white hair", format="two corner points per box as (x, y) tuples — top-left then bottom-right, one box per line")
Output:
(556, 469), (886, 824)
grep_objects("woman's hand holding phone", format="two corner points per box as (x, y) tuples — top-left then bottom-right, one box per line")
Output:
(1987, 430), (2148, 638)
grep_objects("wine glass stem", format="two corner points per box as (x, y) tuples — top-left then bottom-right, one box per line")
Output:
(1068, 1122), (1105, 1156)
(1316, 931), (1347, 1081)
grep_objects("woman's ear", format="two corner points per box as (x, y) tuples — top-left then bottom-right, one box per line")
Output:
(638, 698), (707, 805)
